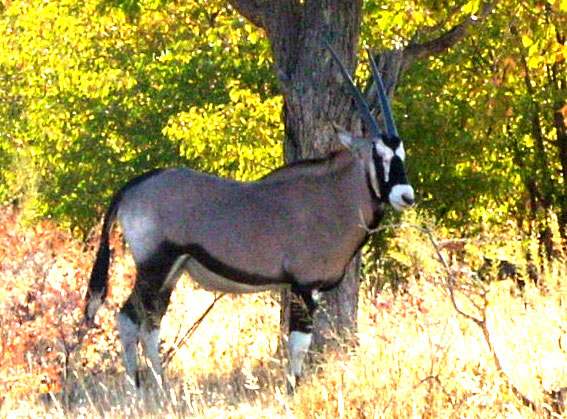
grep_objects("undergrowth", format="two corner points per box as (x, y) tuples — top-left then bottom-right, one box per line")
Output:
(1, 206), (567, 418)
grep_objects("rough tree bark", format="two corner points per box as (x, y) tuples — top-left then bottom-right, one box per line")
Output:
(229, 0), (366, 349)
(228, 0), (494, 349)
(554, 98), (567, 246)
(552, 24), (567, 246)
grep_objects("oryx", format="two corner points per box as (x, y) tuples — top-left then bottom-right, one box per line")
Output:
(84, 42), (415, 388)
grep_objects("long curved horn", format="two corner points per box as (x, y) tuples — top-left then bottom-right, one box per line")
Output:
(367, 49), (399, 139)
(323, 40), (382, 139)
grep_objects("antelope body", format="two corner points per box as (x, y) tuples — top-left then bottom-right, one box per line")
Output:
(84, 42), (415, 387)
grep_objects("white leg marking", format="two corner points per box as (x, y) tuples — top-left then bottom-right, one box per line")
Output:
(118, 311), (139, 381)
(140, 325), (163, 380)
(311, 289), (321, 303)
(289, 331), (313, 378)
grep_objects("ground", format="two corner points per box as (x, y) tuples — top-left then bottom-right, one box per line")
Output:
(1, 207), (567, 418)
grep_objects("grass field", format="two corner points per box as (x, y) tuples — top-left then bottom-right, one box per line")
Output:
(1, 207), (567, 418)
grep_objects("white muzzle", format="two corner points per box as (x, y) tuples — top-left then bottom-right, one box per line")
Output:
(389, 184), (415, 211)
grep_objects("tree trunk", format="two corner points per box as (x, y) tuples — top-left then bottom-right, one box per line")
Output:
(228, 0), (495, 349)
(229, 0), (365, 347)
(553, 98), (567, 247)
(275, 0), (365, 349)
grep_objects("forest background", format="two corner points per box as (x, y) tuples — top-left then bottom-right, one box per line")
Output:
(1, 0), (567, 417)
(0, 0), (566, 242)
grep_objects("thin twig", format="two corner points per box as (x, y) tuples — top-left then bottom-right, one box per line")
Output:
(163, 293), (225, 366)
(367, 222), (548, 413)
(368, 222), (484, 324)
(417, 225), (541, 411)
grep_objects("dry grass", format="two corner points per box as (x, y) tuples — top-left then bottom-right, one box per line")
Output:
(2, 209), (567, 418)
(296, 278), (567, 418)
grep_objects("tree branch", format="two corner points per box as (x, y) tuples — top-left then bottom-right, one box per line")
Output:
(365, 3), (496, 116)
(228, 0), (267, 29)
(228, 0), (302, 80)
(417, 0), (470, 36)
(405, 3), (495, 62)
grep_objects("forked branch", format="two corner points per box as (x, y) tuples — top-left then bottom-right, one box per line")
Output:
(419, 225), (548, 413)
(405, 3), (496, 63)
(368, 222), (562, 415)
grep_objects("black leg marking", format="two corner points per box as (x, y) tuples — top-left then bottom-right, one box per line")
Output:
(288, 284), (320, 385)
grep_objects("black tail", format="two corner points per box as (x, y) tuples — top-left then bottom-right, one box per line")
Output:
(84, 169), (165, 323)
(84, 192), (121, 323)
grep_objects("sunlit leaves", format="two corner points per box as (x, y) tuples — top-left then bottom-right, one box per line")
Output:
(396, 0), (567, 236)
(1, 0), (566, 239)
(164, 84), (283, 181)
(0, 0), (276, 233)
(362, 0), (484, 49)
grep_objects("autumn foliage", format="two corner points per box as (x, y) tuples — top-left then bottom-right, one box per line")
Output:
(2, 1), (567, 415)
(0, 206), (130, 400)
(1, 205), (567, 417)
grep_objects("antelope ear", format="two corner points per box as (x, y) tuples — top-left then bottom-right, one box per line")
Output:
(332, 122), (366, 150)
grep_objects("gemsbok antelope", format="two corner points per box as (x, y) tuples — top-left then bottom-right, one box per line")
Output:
(84, 42), (415, 388)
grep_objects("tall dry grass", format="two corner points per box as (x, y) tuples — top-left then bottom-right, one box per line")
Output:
(1, 208), (567, 418)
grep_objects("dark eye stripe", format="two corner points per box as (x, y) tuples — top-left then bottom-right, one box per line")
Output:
(389, 156), (409, 185)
